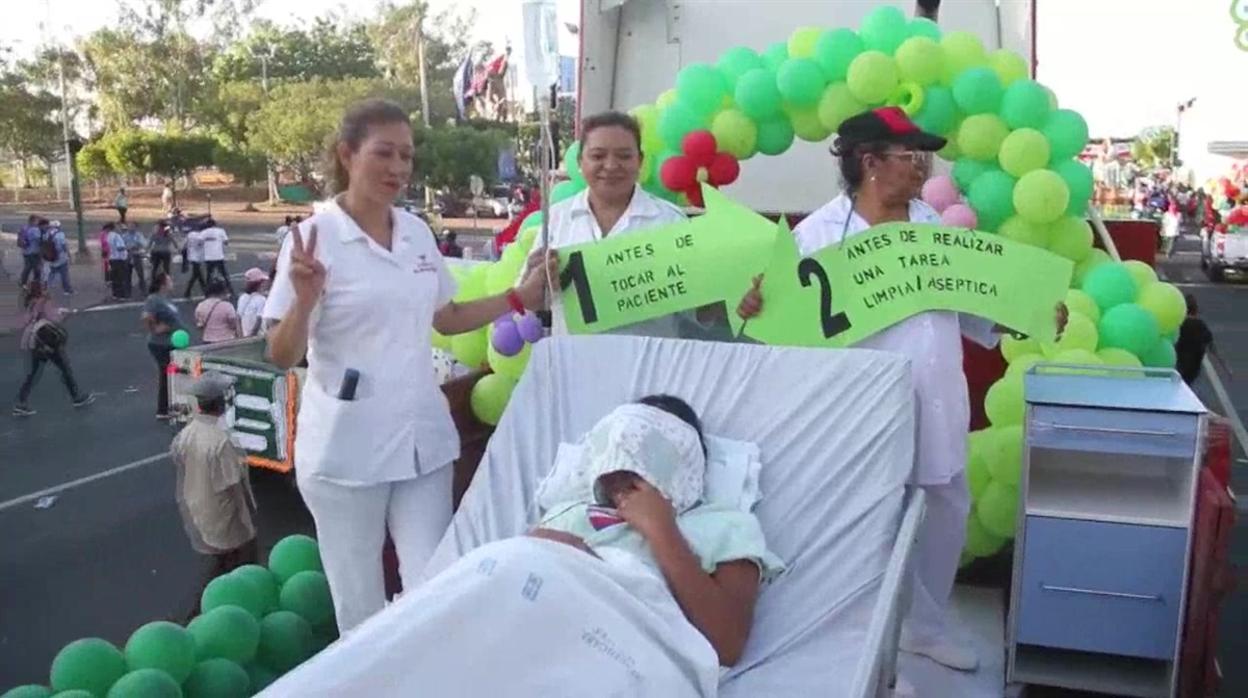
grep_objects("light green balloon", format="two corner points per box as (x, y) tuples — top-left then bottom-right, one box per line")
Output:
(1073, 247), (1111, 286)
(1042, 311), (1098, 355)
(846, 51), (899, 105)
(1099, 303), (1160, 357)
(1054, 159), (1094, 216)
(485, 259), (519, 296)
(1013, 169), (1070, 225)
(978, 481), (1020, 538)
(1081, 262), (1138, 312)
(1137, 282), (1186, 335)
(998, 215), (1050, 248)
(776, 58), (827, 107)
(952, 66), (1004, 115)
(734, 68), (784, 121)
(940, 32), (988, 85)
(813, 29), (864, 82)
(1123, 259), (1158, 289)
(967, 168), (1017, 231)
(1047, 215), (1093, 262)
(104, 670), (180, 698)
(470, 373), (517, 426)
(1052, 349), (1104, 374)
(711, 109), (758, 159)
(450, 328), (489, 369)
(908, 17), (943, 41)
(1065, 288), (1101, 324)
(859, 5), (909, 54)
(988, 49), (1030, 86)
(550, 180), (583, 205)
(788, 105), (831, 142)
(1001, 334), (1040, 363)
(788, 26), (823, 58)
(817, 82), (865, 132)
(998, 128), (1051, 177)
(717, 47), (765, 86)
(957, 114), (1009, 161)
(967, 444), (992, 500)
(937, 136), (961, 162)
(755, 117), (795, 156)
(488, 341), (532, 381)
(985, 374), (1024, 427)
(895, 36), (944, 86)
(453, 266), (486, 303)
(1097, 347), (1143, 368)
(965, 513), (1006, 557)
(1141, 338), (1177, 369)
(1006, 353), (1045, 378)
(912, 85), (957, 136)
(999, 79), (1053, 130)
(986, 424), (1023, 487)
(1042, 109), (1089, 162)
(952, 157), (993, 192)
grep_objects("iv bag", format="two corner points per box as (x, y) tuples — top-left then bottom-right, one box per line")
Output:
(522, 0), (559, 89)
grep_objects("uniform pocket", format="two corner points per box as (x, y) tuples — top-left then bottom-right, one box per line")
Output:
(296, 379), (415, 482)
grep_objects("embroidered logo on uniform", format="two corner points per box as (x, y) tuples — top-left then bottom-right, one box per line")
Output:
(413, 253), (437, 274)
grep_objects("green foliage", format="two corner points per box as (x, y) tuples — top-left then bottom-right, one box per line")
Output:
(212, 19), (380, 84)
(76, 141), (114, 180)
(1130, 125), (1176, 170)
(98, 129), (215, 179)
(414, 124), (505, 191)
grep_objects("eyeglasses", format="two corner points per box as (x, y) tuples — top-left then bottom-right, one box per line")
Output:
(881, 150), (932, 165)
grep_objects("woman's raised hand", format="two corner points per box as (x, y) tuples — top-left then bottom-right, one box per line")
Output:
(290, 224), (327, 310)
(735, 275), (764, 320)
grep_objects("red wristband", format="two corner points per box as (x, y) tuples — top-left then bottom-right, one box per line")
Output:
(506, 289), (526, 314)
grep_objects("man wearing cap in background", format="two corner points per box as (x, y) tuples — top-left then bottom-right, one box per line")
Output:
(738, 107), (1067, 682)
(235, 267), (270, 338)
(171, 371), (258, 615)
(42, 220), (73, 296)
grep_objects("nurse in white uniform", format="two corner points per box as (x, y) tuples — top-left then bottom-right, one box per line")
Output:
(264, 99), (556, 632)
(739, 107), (1064, 673)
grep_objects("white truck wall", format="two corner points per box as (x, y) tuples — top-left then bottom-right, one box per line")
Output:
(580, 0), (1035, 215)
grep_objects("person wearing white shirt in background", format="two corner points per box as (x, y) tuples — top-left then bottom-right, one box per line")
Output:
(263, 99), (557, 633)
(199, 219), (234, 297)
(235, 267), (269, 337)
(183, 226), (208, 299)
(738, 107), (1067, 681)
(275, 216), (293, 248)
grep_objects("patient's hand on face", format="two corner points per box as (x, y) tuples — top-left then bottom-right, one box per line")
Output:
(527, 527), (599, 557)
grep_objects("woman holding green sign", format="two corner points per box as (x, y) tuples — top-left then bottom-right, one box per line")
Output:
(738, 107), (1063, 675)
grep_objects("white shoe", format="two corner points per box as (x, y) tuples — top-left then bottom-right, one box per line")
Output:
(893, 676), (917, 698)
(900, 630), (979, 672)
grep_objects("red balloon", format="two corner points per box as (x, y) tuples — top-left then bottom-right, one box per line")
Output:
(681, 130), (718, 166)
(707, 153), (740, 185)
(660, 156), (698, 192)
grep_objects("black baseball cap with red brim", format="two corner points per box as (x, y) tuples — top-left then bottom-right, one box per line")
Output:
(836, 106), (947, 152)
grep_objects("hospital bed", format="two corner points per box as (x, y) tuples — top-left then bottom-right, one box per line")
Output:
(275, 336), (926, 697)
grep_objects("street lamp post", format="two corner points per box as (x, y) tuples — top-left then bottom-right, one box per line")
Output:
(1174, 97), (1196, 171)
(56, 47), (86, 254)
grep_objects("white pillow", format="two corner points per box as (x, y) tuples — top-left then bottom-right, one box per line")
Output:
(535, 435), (763, 513)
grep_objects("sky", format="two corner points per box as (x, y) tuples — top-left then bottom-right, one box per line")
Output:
(5, 0), (1245, 177)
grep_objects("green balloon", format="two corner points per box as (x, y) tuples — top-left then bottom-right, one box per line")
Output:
(967, 445), (992, 500)
(978, 481), (1020, 538)
(188, 606), (260, 665)
(51, 638), (128, 697)
(711, 109), (758, 159)
(657, 100), (708, 151)
(470, 373), (517, 426)
(999, 79), (1052, 130)
(717, 47), (765, 86)
(104, 670), (180, 698)
(201, 574), (263, 621)
(813, 29), (864, 82)
(1065, 288), (1101, 324)
(243, 664), (278, 695)
(124, 622), (196, 684)
(1043, 311), (1099, 356)
(450, 328), (489, 369)
(230, 565), (280, 614)
(1042, 109), (1089, 162)
(279, 571), (334, 628)
(952, 157), (993, 192)
(1054, 159), (1093, 216)
(912, 85), (957, 135)
(1, 686), (52, 698)
(562, 142), (583, 185)
(846, 51), (898, 105)
(484, 259), (518, 296)
(985, 375), (1024, 427)
(761, 42), (789, 72)
(487, 342), (531, 381)
(268, 534), (323, 585)
(170, 330), (190, 349)
(1001, 335), (1039, 363)
(776, 58), (826, 107)
(908, 17), (943, 41)
(1047, 215), (1094, 262)
(940, 32), (988, 85)
(755, 117), (795, 156)
(937, 136), (962, 162)
(788, 26), (823, 59)
(998, 128), (1051, 177)
(895, 36), (944, 86)
(986, 424), (1024, 487)
(183, 660), (249, 698)
(964, 513), (1006, 558)
(1141, 338), (1177, 369)
(1098, 347), (1144, 368)
(957, 114), (1009, 161)
(676, 63), (729, 117)
(788, 105), (831, 142)
(817, 83), (865, 133)
(1123, 259), (1157, 289)
(1073, 248), (1111, 286)
(952, 66), (1004, 115)
(859, 5), (909, 54)
(967, 168), (1017, 231)
(550, 180), (583, 205)
(734, 69), (783, 121)
(453, 266), (485, 303)
(1006, 353), (1045, 378)
(1013, 169), (1069, 225)
(257, 611), (313, 674)
(1099, 303), (1160, 357)
(1137, 282), (1186, 335)
(988, 49), (1030, 86)
(998, 215), (1049, 248)
(1081, 262), (1138, 312)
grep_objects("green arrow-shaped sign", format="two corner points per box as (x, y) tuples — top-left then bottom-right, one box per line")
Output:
(557, 185), (780, 334)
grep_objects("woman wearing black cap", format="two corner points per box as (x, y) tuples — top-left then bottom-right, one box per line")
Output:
(738, 107), (1060, 675)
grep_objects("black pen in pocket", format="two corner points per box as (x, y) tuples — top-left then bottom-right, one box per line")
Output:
(338, 368), (360, 401)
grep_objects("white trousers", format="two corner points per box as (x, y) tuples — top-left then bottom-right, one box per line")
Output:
(297, 466), (453, 633)
(905, 471), (971, 641)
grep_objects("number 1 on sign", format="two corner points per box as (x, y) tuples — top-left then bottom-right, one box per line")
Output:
(797, 258), (851, 339)
(559, 250), (598, 324)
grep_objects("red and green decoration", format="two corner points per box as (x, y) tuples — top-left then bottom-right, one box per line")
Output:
(658, 131), (741, 207)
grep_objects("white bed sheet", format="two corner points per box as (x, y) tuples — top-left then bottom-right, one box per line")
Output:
(424, 335), (916, 696)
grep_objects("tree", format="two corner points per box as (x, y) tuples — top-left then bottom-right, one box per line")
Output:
(1131, 126), (1176, 170)
(212, 19), (380, 84)
(76, 140), (114, 181)
(0, 73), (63, 186)
(414, 124), (504, 191)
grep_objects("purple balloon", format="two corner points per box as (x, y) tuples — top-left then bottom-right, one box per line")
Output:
(516, 312), (544, 343)
(494, 313), (516, 328)
(921, 175), (961, 214)
(940, 203), (979, 229)
(491, 320), (525, 356)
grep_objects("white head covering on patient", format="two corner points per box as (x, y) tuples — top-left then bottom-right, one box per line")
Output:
(577, 403), (707, 513)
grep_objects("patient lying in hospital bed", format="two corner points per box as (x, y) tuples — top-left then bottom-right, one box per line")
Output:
(264, 394), (783, 698)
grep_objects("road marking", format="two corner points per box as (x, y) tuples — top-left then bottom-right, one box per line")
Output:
(0, 452), (168, 513)
(79, 298), (196, 313)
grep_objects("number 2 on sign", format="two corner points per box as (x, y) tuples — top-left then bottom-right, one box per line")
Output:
(797, 258), (851, 339)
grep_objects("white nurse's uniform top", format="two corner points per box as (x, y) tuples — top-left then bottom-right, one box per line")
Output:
(540, 184), (687, 337)
(794, 194), (999, 485)
(263, 200), (459, 484)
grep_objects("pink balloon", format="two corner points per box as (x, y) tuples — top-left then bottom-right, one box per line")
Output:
(921, 175), (961, 213)
(940, 203), (979, 229)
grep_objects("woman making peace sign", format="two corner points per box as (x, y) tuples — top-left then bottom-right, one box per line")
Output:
(264, 99), (556, 632)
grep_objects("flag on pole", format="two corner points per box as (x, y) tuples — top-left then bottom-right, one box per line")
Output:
(453, 56), (475, 119)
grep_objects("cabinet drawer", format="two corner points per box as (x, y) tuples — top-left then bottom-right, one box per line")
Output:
(1016, 516), (1186, 660)
(1029, 405), (1197, 458)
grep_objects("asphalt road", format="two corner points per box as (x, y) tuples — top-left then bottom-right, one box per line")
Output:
(1, 227), (1245, 691)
